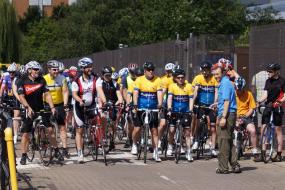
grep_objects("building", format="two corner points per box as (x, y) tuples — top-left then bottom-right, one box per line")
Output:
(10, 0), (77, 18)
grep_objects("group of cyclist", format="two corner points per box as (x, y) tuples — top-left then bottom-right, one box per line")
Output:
(0, 56), (284, 170)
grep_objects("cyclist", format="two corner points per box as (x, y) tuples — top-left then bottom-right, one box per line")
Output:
(158, 62), (175, 154)
(124, 67), (144, 148)
(66, 66), (78, 139)
(192, 61), (218, 156)
(167, 67), (194, 161)
(44, 60), (70, 158)
(121, 63), (138, 147)
(235, 77), (258, 157)
(111, 72), (120, 83)
(96, 66), (123, 150)
(72, 57), (101, 163)
(17, 61), (61, 165)
(256, 63), (285, 162)
(131, 61), (163, 162)
(0, 63), (19, 144)
(212, 61), (241, 174)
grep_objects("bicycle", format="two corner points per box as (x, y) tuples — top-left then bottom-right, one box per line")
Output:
(259, 105), (278, 163)
(116, 106), (128, 142)
(172, 112), (190, 164)
(195, 105), (211, 160)
(27, 110), (58, 167)
(136, 109), (159, 163)
(234, 116), (251, 160)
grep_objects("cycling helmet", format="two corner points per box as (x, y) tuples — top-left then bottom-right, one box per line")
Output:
(78, 57), (93, 68)
(58, 61), (65, 72)
(200, 61), (212, 70)
(235, 77), (246, 90)
(215, 58), (233, 70)
(135, 67), (144, 77)
(47, 60), (59, 68)
(102, 66), (113, 75)
(25, 61), (41, 70)
(111, 72), (119, 80)
(7, 62), (17, 72)
(19, 65), (26, 75)
(165, 62), (175, 71)
(69, 66), (77, 71)
(119, 67), (129, 77)
(266, 63), (281, 71)
(172, 68), (186, 77)
(143, 61), (155, 70)
(128, 63), (138, 73)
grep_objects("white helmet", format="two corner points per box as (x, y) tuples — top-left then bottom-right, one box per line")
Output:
(47, 60), (59, 68)
(165, 62), (175, 71)
(19, 65), (26, 75)
(25, 61), (41, 70)
(58, 61), (65, 72)
(111, 72), (119, 80)
(7, 62), (17, 72)
(69, 66), (77, 71)
(78, 57), (93, 68)
(119, 67), (128, 77)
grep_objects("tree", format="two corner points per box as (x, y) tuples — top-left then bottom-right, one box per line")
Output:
(18, 6), (42, 33)
(0, 0), (21, 63)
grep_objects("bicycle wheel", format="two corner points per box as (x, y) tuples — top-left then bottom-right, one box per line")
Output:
(90, 127), (99, 161)
(27, 133), (35, 162)
(38, 128), (53, 167)
(137, 134), (142, 160)
(161, 124), (169, 158)
(260, 125), (276, 163)
(116, 117), (125, 141)
(83, 127), (92, 157)
(143, 125), (149, 164)
(196, 122), (207, 160)
(174, 124), (182, 164)
(102, 138), (108, 166)
(236, 131), (243, 160)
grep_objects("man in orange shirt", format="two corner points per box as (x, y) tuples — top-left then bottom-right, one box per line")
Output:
(235, 77), (258, 157)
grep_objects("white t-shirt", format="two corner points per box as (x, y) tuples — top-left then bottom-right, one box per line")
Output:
(72, 75), (96, 106)
(251, 71), (268, 101)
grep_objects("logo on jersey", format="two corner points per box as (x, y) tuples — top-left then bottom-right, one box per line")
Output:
(24, 84), (43, 95)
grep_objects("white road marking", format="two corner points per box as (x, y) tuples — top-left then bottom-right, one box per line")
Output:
(159, 175), (176, 184)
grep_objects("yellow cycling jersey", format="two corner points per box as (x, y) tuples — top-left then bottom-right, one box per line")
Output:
(117, 77), (122, 85)
(134, 75), (162, 109)
(161, 75), (174, 90)
(168, 82), (193, 112)
(192, 74), (218, 105)
(43, 74), (67, 105)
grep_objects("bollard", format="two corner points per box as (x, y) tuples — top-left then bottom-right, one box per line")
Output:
(4, 127), (18, 190)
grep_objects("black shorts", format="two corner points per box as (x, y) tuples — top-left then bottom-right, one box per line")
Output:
(169, 113), (191, 128)
(73, 102), (97, 128)
(239, 117), (254, 130)
(262, 107), (284, 126)
(133, 111), (158, 129)
(45, 104), (66, 126)
(197, 105), (217, 124)
(21, 112), (52, 133)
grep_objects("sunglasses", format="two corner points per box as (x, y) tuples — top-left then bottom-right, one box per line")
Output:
(146, 69), (154, 72)
(104, 74), (112, 77)
(32, 68), (40, 71)
(51, 68), (59, 71)
(9, 72), (15, 74)
(267, 70), (274, 73)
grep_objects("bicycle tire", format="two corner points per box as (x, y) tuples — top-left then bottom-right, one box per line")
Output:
(102, 139), (108, 166)
(161, 124), (169, 158)
(83, 127), (92, 157)
(38, 128), (53, 167)
(90, 128), (98, 161)
(174, 124), (182, 164)
(27, 133), (35, 162)
(196, 122), (207, 160)
(143, 125), (149, 164)
(137, 135), (142, 160)
(260, 125), (276, 163)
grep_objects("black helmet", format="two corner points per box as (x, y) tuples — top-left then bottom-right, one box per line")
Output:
(266, 63), (281, 71)
(200, 61), (212, 70)
(143, 61), (155, 70)
(172, 68), (185, 77)
(102, 66), (112, 75)
(135, 67), (144, 77)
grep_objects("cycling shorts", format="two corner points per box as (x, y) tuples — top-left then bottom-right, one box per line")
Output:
(169, 113), (191, 128)
(262, 107), (284, 126)
(197, 105), (217, 124)
(73, 102), (97, 128)
(133, 111), (158, 129)
(21, 112), (52, 133)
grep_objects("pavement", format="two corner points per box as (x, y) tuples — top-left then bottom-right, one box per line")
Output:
(14, 135), (285, 190)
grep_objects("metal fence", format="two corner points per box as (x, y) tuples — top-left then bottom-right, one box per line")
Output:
(61, 34), (234, 81)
